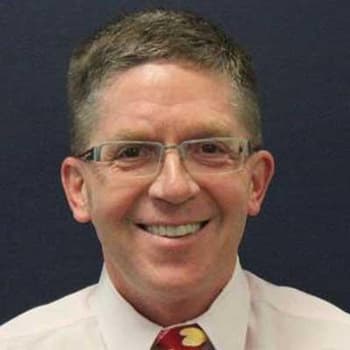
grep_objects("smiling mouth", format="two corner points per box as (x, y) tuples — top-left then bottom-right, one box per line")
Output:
(137, 221), (209, 238)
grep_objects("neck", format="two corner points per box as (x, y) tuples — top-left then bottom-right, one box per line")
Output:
(105, 260), (233, 326)
(127, 283), (225, 327)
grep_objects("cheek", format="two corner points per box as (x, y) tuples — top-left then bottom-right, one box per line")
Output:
(200, 174), (251, 214)
(87, 179), (148, 227)
(88, 184), (145, 256)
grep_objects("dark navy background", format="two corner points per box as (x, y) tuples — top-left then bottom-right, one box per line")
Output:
(1, 1), (349, 324)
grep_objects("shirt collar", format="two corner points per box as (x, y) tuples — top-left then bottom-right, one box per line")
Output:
(195, 259), (250, 350)
(90, 258), (250, 350)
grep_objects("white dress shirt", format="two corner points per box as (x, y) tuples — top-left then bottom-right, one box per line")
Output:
(1, 260), (350, 349)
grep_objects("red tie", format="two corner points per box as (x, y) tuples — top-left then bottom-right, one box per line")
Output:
(152, 324), (215, 350)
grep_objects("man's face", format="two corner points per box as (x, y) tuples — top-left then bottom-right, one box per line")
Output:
(62, 62), (273, 306)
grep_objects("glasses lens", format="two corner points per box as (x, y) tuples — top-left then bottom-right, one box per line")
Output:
(183, 138), (247, 174)
(87, 138), (249, 178)
(100, 142), (161, 176)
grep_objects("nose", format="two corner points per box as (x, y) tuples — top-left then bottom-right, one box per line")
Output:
(148, 150), (200, 205)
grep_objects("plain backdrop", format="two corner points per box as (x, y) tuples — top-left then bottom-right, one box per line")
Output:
(1, 0), (349, 324)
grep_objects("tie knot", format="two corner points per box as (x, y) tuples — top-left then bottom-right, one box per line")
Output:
(152, 323), (214, 350)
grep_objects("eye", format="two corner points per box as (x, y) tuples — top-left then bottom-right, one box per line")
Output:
(186, 139), (244, 164)
(199, 142), (226, 154)
(194, 140), (229, 156)
(118, 145), (143, 159)
(102, 143), (156, 162)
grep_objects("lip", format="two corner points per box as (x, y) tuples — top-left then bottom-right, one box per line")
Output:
(136, 221), (208, 238)
(133, 219), (211, 241)
(134, 219), (209, 226)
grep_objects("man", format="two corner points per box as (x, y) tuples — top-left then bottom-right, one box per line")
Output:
(1, 8), (349, 349)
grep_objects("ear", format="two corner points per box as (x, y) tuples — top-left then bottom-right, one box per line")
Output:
(247, 150), (275, 216)
(61, 157), (91, 223)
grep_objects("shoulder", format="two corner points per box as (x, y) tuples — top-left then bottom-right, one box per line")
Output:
(244, 270), (350, 322)
(0, 285), (98, 348)
(243, 269), (350, 349)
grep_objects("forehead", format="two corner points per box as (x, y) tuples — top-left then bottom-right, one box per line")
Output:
(91, 62), (247, 143)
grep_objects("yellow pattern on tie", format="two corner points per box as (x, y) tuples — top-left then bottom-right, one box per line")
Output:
(152, 323), (215, 350)
(180, 327), (207, 346)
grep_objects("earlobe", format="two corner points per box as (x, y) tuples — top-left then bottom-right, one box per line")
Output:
(61, 157), (91, 223)
(247, 150), (275, 216)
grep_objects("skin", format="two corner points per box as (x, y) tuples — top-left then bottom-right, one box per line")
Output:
(61, 61), (274, 326)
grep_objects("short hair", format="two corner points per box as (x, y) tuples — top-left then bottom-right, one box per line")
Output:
(67, 9), (262, 155)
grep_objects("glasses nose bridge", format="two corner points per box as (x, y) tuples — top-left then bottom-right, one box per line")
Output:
(152, 141), (200, 185)
(162, 143), (185, 159)
(156, 143), (188, 176)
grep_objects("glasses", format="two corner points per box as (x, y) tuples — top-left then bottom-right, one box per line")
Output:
(77, 137), (255, 177)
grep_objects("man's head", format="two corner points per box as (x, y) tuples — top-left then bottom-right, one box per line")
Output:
(67, 9), (262, 156)
(61, 9), (274, 325)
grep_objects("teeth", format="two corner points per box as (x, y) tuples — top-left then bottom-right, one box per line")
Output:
(144, 222), (202, 237)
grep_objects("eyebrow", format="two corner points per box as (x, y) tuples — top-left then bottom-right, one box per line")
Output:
(178, 121), (236, 140)
(186, 127), (233, 139)
(107, 130), (156, 141)
(106, 121), (235, 142)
